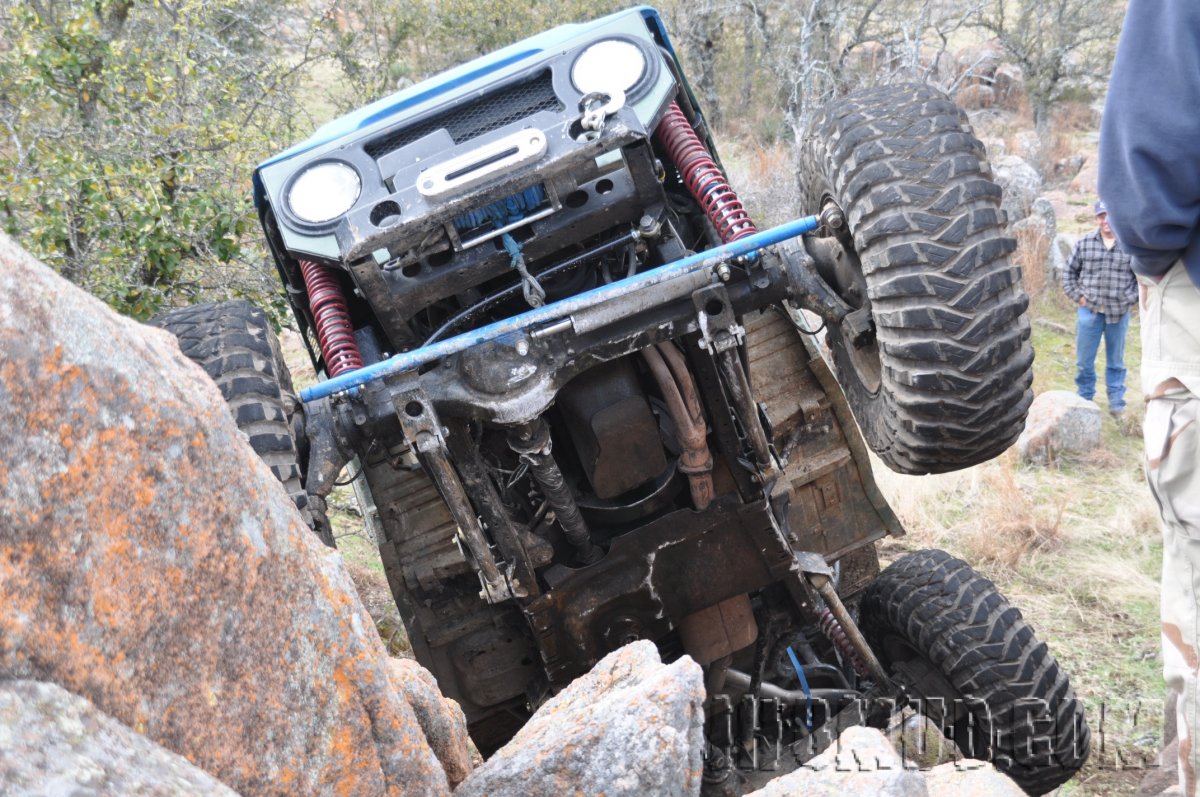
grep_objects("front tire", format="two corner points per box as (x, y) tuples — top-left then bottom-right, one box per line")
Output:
(860, 549), (1089, 795)
(801, 83), (1033, 474)
(151, 300), (332, 546)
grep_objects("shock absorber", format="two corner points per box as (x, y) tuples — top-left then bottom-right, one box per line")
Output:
(298, 259), (364, 377)
(818, 609), (869, 678)
(654, 101), (758, 244)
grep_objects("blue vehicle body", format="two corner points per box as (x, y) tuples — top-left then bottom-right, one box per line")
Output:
(252, 6), (685, 221)
(261, 8), (675, 168)
(206, 5), (1070, 788)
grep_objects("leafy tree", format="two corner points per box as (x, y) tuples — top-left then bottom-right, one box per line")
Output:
(662, 0), (987, 143)
(0, 0), (315, 318)
(977, 0), (1124, 130)
(320, 0), (630, 115)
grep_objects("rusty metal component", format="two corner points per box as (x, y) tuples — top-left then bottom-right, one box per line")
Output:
(819, 200), (846, 232)
(693, 283), (744, 355)
(508, 418), (601, 565)
(777, 238), (853, 332)
(704, 654), (733, 705)
(524, 494), (788, 687)
(724, 669), (858, 706)
(716, 347), (774, 475)
(556, 359), (666, 499)
(807, 572), (889, 684)
(656, 341), (715, 499)
(743, 309), (901, 559)
(443, 419), (539, 599)
(818, 608), (868, 677)
(792, 230), (876, 350)
(641, 343), (714, 510)
(301, 394), (358, 503)
(393, 393), (510, 603)
(679, 594), (758, 666)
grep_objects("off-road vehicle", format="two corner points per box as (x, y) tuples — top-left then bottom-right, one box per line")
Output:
(155, 7), (1087, 794)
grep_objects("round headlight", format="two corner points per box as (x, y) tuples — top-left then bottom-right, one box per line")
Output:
(287, 161), (361, 225)
(571, 39), (647, 97)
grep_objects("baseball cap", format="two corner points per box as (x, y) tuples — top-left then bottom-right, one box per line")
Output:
(1095, 200), (1107, 215)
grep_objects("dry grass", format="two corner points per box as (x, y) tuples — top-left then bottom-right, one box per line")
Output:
(1043, 101), (1099, 178)
(874, 451), (1066, 571)
(1015, 223), (1052, 297)
(1052, 101), (1100, 136)
(721, 137), (803, 228)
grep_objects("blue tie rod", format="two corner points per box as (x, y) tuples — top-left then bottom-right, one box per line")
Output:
(300, 214), (820, 403)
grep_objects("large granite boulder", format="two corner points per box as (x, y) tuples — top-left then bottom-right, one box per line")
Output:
(745, 726), (926, 797)
(387, 660), (472, 786)
(993, 63), (1025, 110)
(955, 84), (995, 111)
(993, 155), (1043, 225)
(745, 725), (1025, 797)
(1051, 232), (1079, 284)
(925, 761), (1025, 797)
(0, 232), (466, 796)
(1070, 156), (1100, 195)
(953, 41), (1004, 86)
(456, 640), (705, 797)
(1017, 390), (1104, 464)
(0, 679), (241, 796)
(885, 711), (960, 769)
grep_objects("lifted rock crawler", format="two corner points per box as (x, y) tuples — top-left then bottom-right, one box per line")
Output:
(156, 8), (1085, 794)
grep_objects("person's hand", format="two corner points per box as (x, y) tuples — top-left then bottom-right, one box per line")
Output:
(1078, 296), (1087, 307)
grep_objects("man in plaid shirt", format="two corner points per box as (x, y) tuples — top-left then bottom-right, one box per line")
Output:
(1062, 200), (1139, 416)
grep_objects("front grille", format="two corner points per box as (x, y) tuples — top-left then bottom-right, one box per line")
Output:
(366, 69), (562, 160)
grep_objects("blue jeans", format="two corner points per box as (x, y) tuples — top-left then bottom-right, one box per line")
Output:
(1075, 305), (1130, 411)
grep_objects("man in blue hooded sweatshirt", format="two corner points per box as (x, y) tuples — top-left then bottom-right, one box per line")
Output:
(1100, 2), (1200, 794)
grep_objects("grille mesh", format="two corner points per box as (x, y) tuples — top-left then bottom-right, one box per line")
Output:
(365, 70), (562, 160)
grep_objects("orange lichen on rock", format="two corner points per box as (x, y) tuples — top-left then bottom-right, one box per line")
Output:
(0, 232), (462, 797)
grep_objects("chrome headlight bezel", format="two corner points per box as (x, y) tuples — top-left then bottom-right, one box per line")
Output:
(570, 36), (658, 103)
(283, 160), (362, 229)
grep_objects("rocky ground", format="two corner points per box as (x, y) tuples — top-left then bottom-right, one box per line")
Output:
(1, 40), (1161, 794)
(0, 229), (1038, 796)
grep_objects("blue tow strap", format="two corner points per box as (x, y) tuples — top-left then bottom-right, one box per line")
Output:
(786, 645), (813, 730)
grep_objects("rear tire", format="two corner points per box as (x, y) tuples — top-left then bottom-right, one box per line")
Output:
(151, 300), (332, 546)
(801, 83), (1033, 474)
(860, 549), (1089, 795)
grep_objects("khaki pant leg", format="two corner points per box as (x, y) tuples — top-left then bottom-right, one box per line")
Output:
(1141, 263), (1200, 796)
(1147, 395), (1200, 797)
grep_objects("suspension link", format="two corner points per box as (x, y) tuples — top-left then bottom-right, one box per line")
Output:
(508, 418), (601, 565)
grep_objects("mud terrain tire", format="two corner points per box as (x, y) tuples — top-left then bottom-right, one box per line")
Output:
(152, 300), (331, 546)
(801, 83), (1033, 474)
(860, 549), (1089, 795)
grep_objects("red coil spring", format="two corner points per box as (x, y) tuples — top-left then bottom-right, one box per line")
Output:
(819, 609), (869, 678)
(654, 102), (758, 244)
(298, 259), (364, 377)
